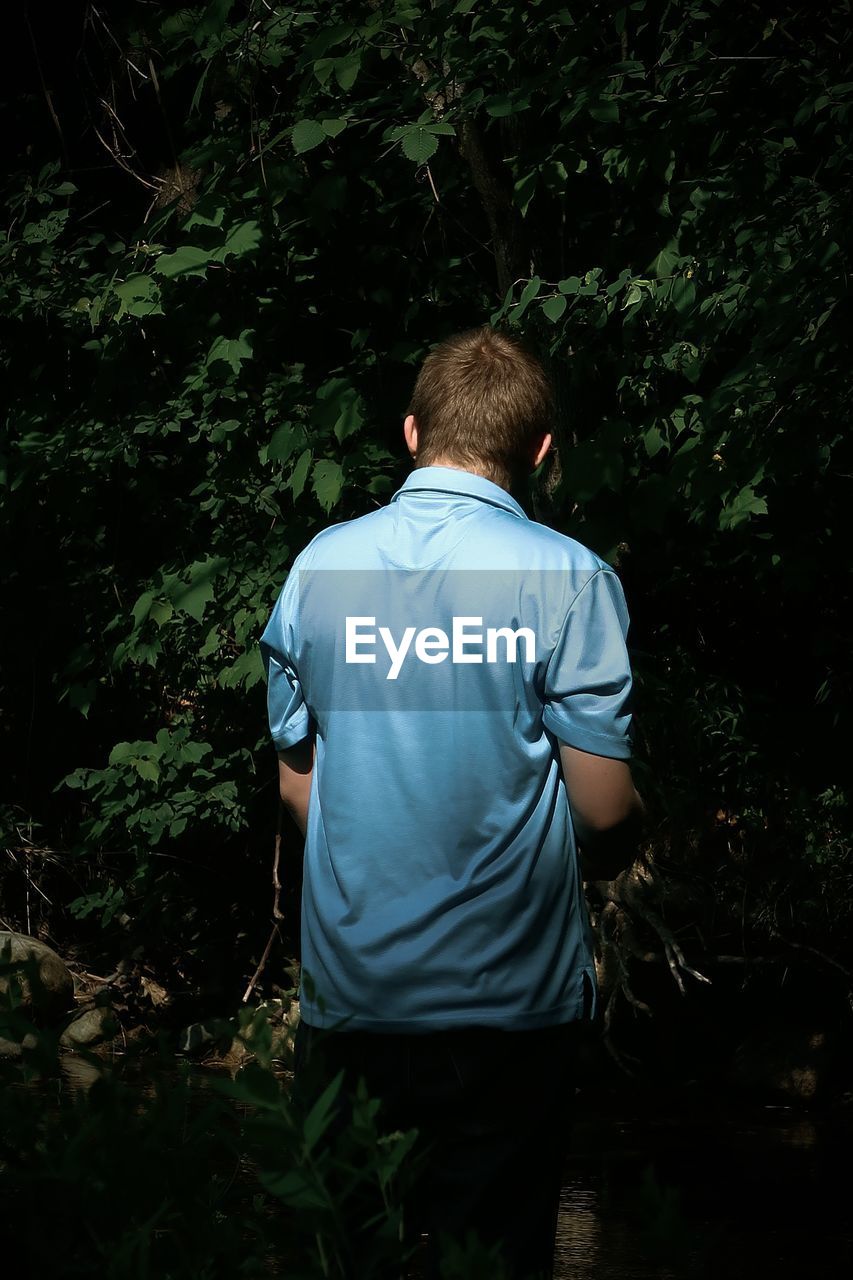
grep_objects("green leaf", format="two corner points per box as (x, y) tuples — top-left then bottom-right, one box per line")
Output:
(312, 459), (344, 512)
(486, 92), (529, 118)
(113, 274), (164, 319)
(643, 426), (665, 459)
(168, 556), (228, 622)
(219, 648), (265, 689)
(290, 449), (312, 500)
(652, 246), (680, 277)
(177, 740), (213, 763)
(196, 0), (235, 41)
(212, 220), (262, 261)
(320, 118), (348, 139)
(149, 600), (174, 627)
(401, 129), (439, 164)
(541, 294), (567, 322)
(671, 277), (696, 315)
(154, 245), (212, 279)
(206, 329), (254, 373)
(311, 57), (336, 88)
(510, 276), (542, 323)
(160, 11), (197, 40)
(719, 486), (768, 530)
(303, 1069), (345, 1153)
(312, 378), (365, 443)
(21, 210), (69, 244)
(305, 23), (354, 58)
(366, 474), (394, 494)
(589, 99), (619, 123)
(605, 268), (633, 298)
(292, 120), (328, 154)
(267, 425), (300, 464)
(184, 199), (225, 229)
(334, 51), (361, 91)
(171, 581), (215, 623)
(131, 591), (154, 629)
(558, 276), (581, 294)
(260, 1168), (328, 1209)
(514, 171), (538, 217)
(66, 680), (97, 718)
(189, 60), (210, 114)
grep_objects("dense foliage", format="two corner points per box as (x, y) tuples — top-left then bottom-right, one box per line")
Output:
(1, 985), (500, 1280)
(2, 0), (851, 1024)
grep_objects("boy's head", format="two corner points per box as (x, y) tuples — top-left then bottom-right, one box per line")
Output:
(403, 325), (556, 491)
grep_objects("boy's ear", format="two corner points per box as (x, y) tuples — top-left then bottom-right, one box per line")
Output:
(531, 432), (553, 470)
(404, 414), (418, 459)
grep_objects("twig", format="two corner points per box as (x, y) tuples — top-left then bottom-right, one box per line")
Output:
(92, 122), (162, 191)
(242, 800), (288, 1002)
(272, 798), (285, 921)
(242, 923), (282, 1004)
(424, 164), (440, 204)
(6, 849), (53, 908)
(67, 966), (122, 984)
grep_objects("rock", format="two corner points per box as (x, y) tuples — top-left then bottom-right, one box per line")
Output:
(0, 932), (74, 1024)
(178, 1016), (235, 1055)
(59, 1052), (105, 1091)
(59, 1006), (118, 1048)
(0, 1030), (40, 1060)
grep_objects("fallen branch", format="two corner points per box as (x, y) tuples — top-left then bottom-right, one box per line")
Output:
(242, 923), (282, 1005)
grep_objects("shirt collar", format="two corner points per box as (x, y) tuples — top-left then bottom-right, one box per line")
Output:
(390, 465), (529, 521)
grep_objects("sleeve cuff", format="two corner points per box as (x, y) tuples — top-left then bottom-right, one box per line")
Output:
(542, 706), (633, 759)
(272, 707), (312, 750)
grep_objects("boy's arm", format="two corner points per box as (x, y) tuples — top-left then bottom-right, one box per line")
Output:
(277, 734), (315, 837)
(261, 560), (314, 836)
(558, 744), (645, 881)
(542, 567), (643, 879)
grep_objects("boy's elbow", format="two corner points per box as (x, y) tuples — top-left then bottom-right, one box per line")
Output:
(578, 788), (645, 837)
(576, 792), (646, 880)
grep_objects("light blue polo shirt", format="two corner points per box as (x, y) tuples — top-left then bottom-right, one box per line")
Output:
(259, 465), (634, 1033)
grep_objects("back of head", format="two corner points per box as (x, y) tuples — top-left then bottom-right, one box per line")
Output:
(406, 325), (556, 490)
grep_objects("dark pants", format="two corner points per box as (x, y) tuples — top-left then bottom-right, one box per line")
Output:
(291, 1017), (583, 1280)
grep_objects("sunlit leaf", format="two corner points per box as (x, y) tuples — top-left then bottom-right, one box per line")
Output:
(401, 129), (438, 163)
(312, 459), (344, 512)
(292, 120), (327, 153)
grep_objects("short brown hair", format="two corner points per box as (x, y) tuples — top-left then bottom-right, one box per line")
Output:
(405, 325), (556, 489)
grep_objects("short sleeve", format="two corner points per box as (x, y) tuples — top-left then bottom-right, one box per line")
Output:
(259, 568), (312, 750)
(542, 568), (634, 759)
